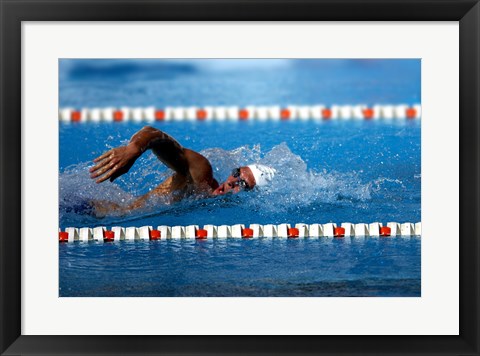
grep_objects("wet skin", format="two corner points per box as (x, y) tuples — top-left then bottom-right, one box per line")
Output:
(89, 126), (257, 214)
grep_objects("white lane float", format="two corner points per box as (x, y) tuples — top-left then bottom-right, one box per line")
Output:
(59, 222), (422, 242)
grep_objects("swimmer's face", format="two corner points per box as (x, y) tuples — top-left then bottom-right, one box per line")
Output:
(212, 166), (256, 196)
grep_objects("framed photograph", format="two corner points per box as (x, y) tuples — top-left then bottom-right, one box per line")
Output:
(58, 57), (422, 299)
(1, 0), (478, 355)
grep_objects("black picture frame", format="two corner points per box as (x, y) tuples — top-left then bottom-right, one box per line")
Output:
(1, 0), (478, 355)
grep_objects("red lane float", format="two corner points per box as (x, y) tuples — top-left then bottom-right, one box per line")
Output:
(104, 230), (115, 242)
(362, 108), (374, 119)
(71, 111), (82, 122)
(113, 110), (124, 122)
(380, 226), (392, 236)
(406, 107), (417, 119)
(334, 227), (345, 237)
(195, 229), (208, 240)
(242, 228), (254, 238)
(59, 232), (69, 242)
(288, 228), (299, 238)
(322, 108), (332, 120)
(239, 108), (249, 120)
(155, 110), (165, 121)
(196, 109), (207, 121)
(150, 230), (161, 240)
(280, 109), (291, 120)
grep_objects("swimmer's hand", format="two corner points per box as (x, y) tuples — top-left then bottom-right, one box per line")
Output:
(90, 143), (142, 183)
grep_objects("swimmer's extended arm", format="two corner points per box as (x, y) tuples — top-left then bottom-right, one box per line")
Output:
(90, 126), (189, 183)
(90, 126), (217, 189)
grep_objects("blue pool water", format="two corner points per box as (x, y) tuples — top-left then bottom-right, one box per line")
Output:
(59, 59), (421, 297)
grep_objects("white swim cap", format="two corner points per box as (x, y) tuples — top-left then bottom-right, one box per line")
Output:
(247, 164), (276, 187)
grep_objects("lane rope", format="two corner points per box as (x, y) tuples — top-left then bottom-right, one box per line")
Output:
(59, 222), (422, 242)
(59, 104), (421, 123)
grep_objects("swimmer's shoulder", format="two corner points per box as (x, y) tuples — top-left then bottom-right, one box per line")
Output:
(183, 148), (216, 188)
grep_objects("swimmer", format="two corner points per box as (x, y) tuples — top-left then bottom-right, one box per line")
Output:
(89, 126), (275, 213)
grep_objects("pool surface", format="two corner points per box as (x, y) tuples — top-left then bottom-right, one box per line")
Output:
(59, 59), (421, 297)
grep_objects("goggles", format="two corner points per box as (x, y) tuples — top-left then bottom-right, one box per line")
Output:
(231, 168), (252, 191)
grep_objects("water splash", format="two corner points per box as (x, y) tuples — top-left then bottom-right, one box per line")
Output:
(59, 143), (383, 226)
